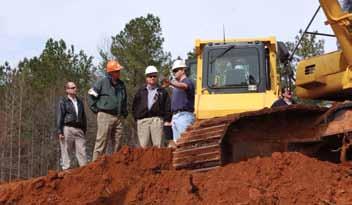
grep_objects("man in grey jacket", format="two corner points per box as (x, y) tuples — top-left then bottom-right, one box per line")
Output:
(88, 60), (128, 161)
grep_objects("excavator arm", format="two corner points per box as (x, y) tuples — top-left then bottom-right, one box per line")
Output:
(296, 0), (352, 100)
(321, 0), (352, 64)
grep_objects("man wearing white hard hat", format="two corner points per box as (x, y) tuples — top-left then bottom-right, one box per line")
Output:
(132, 65), (171, 147)
(162, 59), (195, 141)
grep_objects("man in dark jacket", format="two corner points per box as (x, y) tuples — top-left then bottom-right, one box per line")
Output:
(88, 60), (128, 161)
(132, 66), (171, 148)
(56, 81), (87, 170)
(271, 87), (296, 107)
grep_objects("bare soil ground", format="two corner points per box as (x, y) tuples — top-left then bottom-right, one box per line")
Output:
(1, 147), (352, 205)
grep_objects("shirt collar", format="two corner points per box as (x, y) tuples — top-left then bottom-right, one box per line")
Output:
(108, 74), (119, 85)
(147, 84), (157, 90)
(67, 95), (77, 102)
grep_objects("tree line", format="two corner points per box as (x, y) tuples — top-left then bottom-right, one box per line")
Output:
(0, 14), (171, 182)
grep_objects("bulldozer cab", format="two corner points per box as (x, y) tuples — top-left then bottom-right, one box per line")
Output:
(186, 59), (197, 87)
(194, 37), (281, 119)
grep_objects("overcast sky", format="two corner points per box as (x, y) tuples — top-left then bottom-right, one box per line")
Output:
(0, 0), (339, 67)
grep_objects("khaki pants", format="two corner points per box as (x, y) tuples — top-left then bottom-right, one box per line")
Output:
(60, 126), (87, 170)
(93, 112), (123, 161)
(137, 117), (164, 148)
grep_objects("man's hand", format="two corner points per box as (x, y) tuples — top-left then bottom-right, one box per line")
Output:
(161, 79), (171, 88)
(58, 134), (65, 140)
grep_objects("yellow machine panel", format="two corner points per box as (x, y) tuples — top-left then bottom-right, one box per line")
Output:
(296, 51), (352, 100)
(296, 0), (352, 100)
(195, 92), (278, 119)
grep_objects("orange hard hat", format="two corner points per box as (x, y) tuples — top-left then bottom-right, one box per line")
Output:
(106, 60), (123, 73)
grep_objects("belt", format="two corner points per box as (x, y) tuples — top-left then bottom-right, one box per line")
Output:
(64, 123), (83, 129)
(172, 109), (192, 114)
(100, 110), (118, 116)
(146, 112), (161, 118)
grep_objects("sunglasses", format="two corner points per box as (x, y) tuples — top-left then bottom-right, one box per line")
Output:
(147, 75), (157, 78)
(67, 87), (76, 89)
(172, 69), (180, 73)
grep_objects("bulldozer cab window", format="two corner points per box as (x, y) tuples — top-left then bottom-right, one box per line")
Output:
(208, 48), (260, 89)
(186, 59), (197, 89)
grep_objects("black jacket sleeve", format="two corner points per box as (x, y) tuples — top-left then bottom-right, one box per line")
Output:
(271, 98), (289, 108)
(163, 90), (172, 122)
(81, 100), (87, 134)
(56, 98), (65, 135)
(121, 84), (128, 118)
(271, 100), (280, 108)
(88, 95), (98, 113)
(88, 80), (102, 113)
(132, 89), (140, 120)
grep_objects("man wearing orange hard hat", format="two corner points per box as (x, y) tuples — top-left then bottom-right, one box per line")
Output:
(88, 60), (128, 161)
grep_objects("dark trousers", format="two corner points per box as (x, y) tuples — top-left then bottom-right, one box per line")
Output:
(163, 125), (173, 141)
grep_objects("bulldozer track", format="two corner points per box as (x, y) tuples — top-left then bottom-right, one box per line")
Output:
(173, 104), (352, 172)
(173, 122), (227, 170)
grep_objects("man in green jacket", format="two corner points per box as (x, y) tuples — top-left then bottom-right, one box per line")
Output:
(88, 60), (128, 161)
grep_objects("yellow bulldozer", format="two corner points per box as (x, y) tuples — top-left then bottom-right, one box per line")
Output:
(173, 0), (352, 171)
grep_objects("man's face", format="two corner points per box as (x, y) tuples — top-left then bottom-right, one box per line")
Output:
(110, 70), (120, 80)
(146, 72), (158, 86)
(283, 88), (292, 99)
(173, 67), (185, 80)
(66, 82), (77, 95)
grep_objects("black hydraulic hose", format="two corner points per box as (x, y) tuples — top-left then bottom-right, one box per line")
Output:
(289, 6), (321, 62)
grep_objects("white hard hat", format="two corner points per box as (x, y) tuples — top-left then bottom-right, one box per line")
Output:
(145, 65), (158, 75)
(172, 60), (187, 71)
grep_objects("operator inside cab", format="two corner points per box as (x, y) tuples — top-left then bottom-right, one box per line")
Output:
(212, 55), (258, 88)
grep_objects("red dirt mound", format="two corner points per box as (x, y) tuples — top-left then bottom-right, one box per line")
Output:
(1, 147), (352, 205)
(0, 147), (173, 205)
